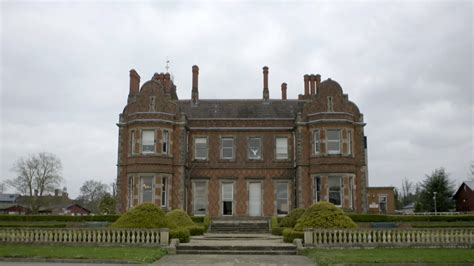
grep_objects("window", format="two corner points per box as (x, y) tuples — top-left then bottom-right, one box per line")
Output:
(348, 130), (353, 155)
(194, 181), (207, 215)
(222, 183), (233, 215)
(314, 176), (321, 202)
(276, 137), (288, 159)
(161, 177), (167, 208)
(140, 176), (153, 203)
(221, 137), (234, 159)
(328, 176), (342, 206)
(194, 137), (208, 160)
(379, 195), (387, 214)
(162, 130), (169, 155)
(313, 130), (320, 154)
(327, 96), (334, 112)
(248, 137), (262, 159)
(130, 130), (136, 155)
(142, 130), (155, 153)
(128, 176), (134, 208)
(327, 129), (341, 154)
(276, 182), (289, 215)
(349, 176), (354, 209)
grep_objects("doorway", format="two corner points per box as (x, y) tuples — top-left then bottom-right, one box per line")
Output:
(249, 182), (262, 216)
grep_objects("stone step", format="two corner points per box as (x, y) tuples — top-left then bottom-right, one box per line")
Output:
(176, 244), (296, 255)
(210, 220), (269, 233)
(176, 250), (296, 255)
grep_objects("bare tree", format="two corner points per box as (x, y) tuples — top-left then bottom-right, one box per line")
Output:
(0, 181), (6, 193)
(77, 180), (109, 213)
(7, 152), (63, 212)
(469, 161), (474, 180)
(401, 177), (413, 199)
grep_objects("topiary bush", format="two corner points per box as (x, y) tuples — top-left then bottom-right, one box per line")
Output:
(294, 201), (357, 231)
(170, 228), (190, 243)
(111, 203), (168, 228)
(282, 228), (304, 243)
(279, 208), (306, 228)
(166, 209), (194, 229)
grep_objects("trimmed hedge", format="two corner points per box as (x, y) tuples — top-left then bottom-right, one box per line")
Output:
(166, 209), (194, 229)
(0, 223), (67, 228)
(282, 228), (304, 243)
(190, 215), (210, 232)
(170, 228), (190, 243)
(271, 216), (285, 236)
(0, 215), (120, 222)
(111, 203), (168, 228)
(279, 208), (305, 228)
(348, 214), (474, 223)
(186, 225), (205, 236)
(294, 202), (356, 231)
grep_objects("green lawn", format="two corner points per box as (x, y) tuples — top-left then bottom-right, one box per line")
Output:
(306, 248), (474, 265)
(0, 244), (167, 263)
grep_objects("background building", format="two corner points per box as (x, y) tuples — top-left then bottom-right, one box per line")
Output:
(116, 65), (370, 216)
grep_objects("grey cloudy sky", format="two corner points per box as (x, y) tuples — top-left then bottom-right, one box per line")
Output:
(1, 1), (473, 198)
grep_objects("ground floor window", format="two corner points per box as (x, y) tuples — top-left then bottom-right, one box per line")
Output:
(161, 177), (167, 208)
(141, 176), (154, 203)
(276, 182), (289, 215)
(379, 195), (387, 214)
(328, 176), (342, 206)
(349, 176), (354, 209)
(128, 176), (134, 208)
(194, 181), (207, 215)
(222, 183), (233, 216)
(314, 176), (321, 203)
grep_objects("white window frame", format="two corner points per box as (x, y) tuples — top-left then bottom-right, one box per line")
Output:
(348, 130), (353, 155)
(220, 137), (234, 160)
(313, 130), (321, 154)
(161, 177), (167, 208)
(193, 181), (207, 216)
(248, 137), (262, 160)
(379, 194), (388, 214)
(276, 182), (289, 215)
(221, 182), (234, 216)
(328, 96), (334, 112)
(349, 176), (354, 209)
(162, 130), (169, 155)
(140, 176), (154, 204)
(328, 176), (342, 207)
(275, 137), (288, 160)
(194, 137), (208, 160)
(327, 129), (341, 154)
(130, 130), (136, 155)
(128, 176), (134, 209)
(141, 129), (155, 154)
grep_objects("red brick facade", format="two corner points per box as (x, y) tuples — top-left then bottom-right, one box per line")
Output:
(116, 66), (369, 217)
(453, 182), (474, 212)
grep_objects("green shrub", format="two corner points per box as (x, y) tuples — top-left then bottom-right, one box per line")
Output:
(165, 209), (194, 229)
(170, 228), (190, 243)
(0, 223), (67, 228)
(0, 215), (120, 222)
(111, 203), (167, 228)
(279, 208), (306, 228)
(294, 202), (357, 231)
(203, 216), (210, 232)
(282, 228), (304, 243)
(271, 226), (285, 236)
(186, 225), (205, 236)
(347, 214), (474, 223)
(191, 216), (204, 223)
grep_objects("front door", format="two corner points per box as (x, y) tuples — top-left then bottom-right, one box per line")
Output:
(249, 182), (261, 216)
(222, 183), (233, 216)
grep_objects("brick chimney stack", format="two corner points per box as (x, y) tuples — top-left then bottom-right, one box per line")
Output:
(310, 74), (316, 95)
(304, 75), (309, 96)
(192, 65), (199, 105)
(263, 66), (269, 101)
(315, 74), (321, 95)
(129, 69), (140, 95)
(281, 83), (287, 100)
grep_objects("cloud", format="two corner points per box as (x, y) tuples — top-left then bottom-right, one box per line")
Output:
(1, 1), (472, 197)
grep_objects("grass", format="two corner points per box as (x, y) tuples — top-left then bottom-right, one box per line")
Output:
(0, 244), (167, 263)
(306, 248), (474, 265)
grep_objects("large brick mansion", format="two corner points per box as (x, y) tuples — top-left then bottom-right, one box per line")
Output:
(116, 65), (385, 217)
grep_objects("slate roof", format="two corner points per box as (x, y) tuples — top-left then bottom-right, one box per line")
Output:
(178, 99), (305, 119)
(0, 194), (19, 203)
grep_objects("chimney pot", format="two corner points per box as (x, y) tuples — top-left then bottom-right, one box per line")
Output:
(304, 75), (310, 96)
(263, 66), (269, 100)
(315, 74), (321, 94)
(310, 74), (316, 95)
(281, 82), (287, 100)
(129, 69), (141, 95)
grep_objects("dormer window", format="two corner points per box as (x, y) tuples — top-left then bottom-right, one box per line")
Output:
(327, 96), (334, 112)
(149, 96), (156, 112)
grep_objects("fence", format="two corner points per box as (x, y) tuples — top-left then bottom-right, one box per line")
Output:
(304, 228), (474, 248)
(0, 228), (169, 247)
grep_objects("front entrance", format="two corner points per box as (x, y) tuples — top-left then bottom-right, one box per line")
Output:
(248, 182), (261, 216)
(222, 183), (233, 216)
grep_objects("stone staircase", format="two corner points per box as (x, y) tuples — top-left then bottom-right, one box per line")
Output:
(209, 218), (269, 233)
(176, 233), (296, 255)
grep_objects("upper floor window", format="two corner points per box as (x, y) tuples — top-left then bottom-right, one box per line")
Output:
(327, 129), (341, 154)
(313, 130), (320, 154)
(221, 137), (234, 159)
(142, 130), (155, 153)
(130, 130), (136, 155)
(194, 137), (208, 160)
(162, 130), (169, 155)
(275, 137), (288, 160)
(248, 137), (262, 160)
(328, 176), (342, 206)
(348, 130), (353, 155)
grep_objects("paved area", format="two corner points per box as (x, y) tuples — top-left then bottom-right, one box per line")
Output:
(155, 254), (314, 266)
